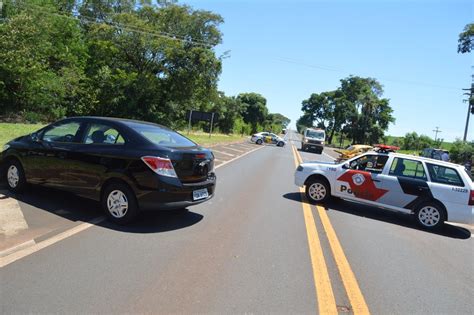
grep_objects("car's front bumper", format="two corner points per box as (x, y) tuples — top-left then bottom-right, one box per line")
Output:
(294, 168), (307, 187)
(137, 175), (216, 211)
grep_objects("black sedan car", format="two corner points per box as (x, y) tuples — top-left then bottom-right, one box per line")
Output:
(1, 117), (216, 224)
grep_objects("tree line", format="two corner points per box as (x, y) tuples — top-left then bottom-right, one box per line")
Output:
(0, 0), (289, 134)
(296, 76), (395, 145)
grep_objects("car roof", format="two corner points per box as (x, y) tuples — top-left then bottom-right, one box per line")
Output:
(367, 151), (464, 169)
(63, 116), (171, 130)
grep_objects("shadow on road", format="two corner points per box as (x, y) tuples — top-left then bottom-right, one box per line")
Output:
(2, 185), (203, 234)
(283, 192), (471, 240)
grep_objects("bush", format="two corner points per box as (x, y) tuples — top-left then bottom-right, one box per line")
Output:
(449, 140), (474, 164)
(233, 117), (252, 135)
(23, 111), (44, 124)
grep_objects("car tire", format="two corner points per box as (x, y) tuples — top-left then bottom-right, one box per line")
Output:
(4, 159), (27, 193)
(277, 141), (284, 147)
(305, 177), (331, 204)
(102, 182), (139, 225)
(414, 201), (446, 230)
(256, 139), (263, 145)
(302, 145), (306, 151)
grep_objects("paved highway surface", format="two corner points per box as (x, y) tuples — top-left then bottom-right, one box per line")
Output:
(1, 130), (473, 314)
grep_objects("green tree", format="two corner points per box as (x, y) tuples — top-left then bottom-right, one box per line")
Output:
(458, 23), (474, 54)
(0, 0), (90, 120)
(450, 139), (474, 164)
(339, 76), (395, 144)
(296, 113), (313, 133)
(238, 93), (268, 133)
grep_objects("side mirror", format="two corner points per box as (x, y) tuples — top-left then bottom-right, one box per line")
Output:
(30, 133), (40, 143)
(342, 163), (350, 169)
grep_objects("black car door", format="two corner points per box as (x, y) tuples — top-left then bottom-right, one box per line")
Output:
(36, 120), (85, 189)
(67, 122), (128, 200)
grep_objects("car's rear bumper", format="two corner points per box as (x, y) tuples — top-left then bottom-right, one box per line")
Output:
(137, 175), (216, 211)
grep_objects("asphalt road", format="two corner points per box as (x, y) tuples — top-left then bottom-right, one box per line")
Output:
(1, 130), (473, 314)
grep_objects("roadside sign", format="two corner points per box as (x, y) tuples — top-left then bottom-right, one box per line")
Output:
(186, 110), (219, 138)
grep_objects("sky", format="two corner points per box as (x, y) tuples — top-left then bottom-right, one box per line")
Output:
(184, 0), (473, 142)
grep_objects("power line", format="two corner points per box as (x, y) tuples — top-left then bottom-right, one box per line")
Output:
(275, 57), (463, 91)
(12, 2), (218, 48)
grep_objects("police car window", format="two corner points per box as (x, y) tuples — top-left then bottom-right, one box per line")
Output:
(349, 155), (388, 173)
(389, 158), (426, 180)
(84, 123), (125, 145)
(427, 164), (464, 187)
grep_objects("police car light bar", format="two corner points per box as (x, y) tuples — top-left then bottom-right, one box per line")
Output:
(373, 144), (400, 153)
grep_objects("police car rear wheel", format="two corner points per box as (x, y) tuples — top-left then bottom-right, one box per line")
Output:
(305, 179), (330, 203)
(415, 202), (446, 229)
(256, 139), (263, 145)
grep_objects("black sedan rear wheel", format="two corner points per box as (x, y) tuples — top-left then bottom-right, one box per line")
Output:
(102, 182), (139, 224)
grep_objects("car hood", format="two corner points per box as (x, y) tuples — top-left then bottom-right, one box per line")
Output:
(301, 161), (337, 168)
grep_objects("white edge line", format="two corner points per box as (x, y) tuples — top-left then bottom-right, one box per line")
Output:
(0, 239), (36, 258)
(0, 216), (105, 268)
(215, 145), (263, 170)
(211, 149), (235, 157)
(222, 146), (245, 154)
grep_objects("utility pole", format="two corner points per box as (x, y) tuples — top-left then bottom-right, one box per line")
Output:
(433, 126), (441, 143)
(462, 84), (473, 142)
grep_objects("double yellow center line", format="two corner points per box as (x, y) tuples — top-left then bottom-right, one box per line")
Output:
(291, 145), (370, 315)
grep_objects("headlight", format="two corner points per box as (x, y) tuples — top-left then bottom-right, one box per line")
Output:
(2, 144), (10, 151)
(321, 141), (325, 145)
(304, 139), (308, 143)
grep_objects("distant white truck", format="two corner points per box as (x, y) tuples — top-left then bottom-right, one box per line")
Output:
(301, 128), (325, 154)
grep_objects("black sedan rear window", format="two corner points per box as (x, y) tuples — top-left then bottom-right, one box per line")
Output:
(125, 122), (196, 147)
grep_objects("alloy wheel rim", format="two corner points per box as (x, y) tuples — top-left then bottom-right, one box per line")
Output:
(107, 190), (129, 218)
(7, 165), (19, 188)
(418, 206), (440, 227)
(309, 183), (326, 201)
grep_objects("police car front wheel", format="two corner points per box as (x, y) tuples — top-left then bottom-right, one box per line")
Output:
(415, 201), (446, 230)
(305, 178), (331, 203)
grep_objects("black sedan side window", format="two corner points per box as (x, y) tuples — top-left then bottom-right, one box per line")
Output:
(84, 123), (125, 145)
(42, 122), (82, 143)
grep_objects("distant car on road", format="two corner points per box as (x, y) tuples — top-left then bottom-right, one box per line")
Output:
(295, 150), (474, 229)
(1, 117), (216, 224)
(250, 132), (286, 147)
(301, 128), (325, 153)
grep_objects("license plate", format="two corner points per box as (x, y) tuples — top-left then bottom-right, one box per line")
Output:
(193, 188), (209, 201)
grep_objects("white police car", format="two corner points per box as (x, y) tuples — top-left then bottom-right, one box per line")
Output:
(294, 150), (474, 229)
(250, 132), (286, 147)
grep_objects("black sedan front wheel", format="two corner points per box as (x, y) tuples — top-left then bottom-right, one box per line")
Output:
(4, 159), (27, 193)
(102, 182), (139, 224)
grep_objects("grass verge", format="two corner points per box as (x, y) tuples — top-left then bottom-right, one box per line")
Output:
(0, 123), (247, 148)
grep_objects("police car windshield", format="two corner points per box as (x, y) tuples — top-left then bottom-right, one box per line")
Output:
(307, 131), (324, 139)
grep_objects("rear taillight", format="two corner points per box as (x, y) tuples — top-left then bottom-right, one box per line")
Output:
(141, 156), (177, 178)
(469, 190), (474, 206)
